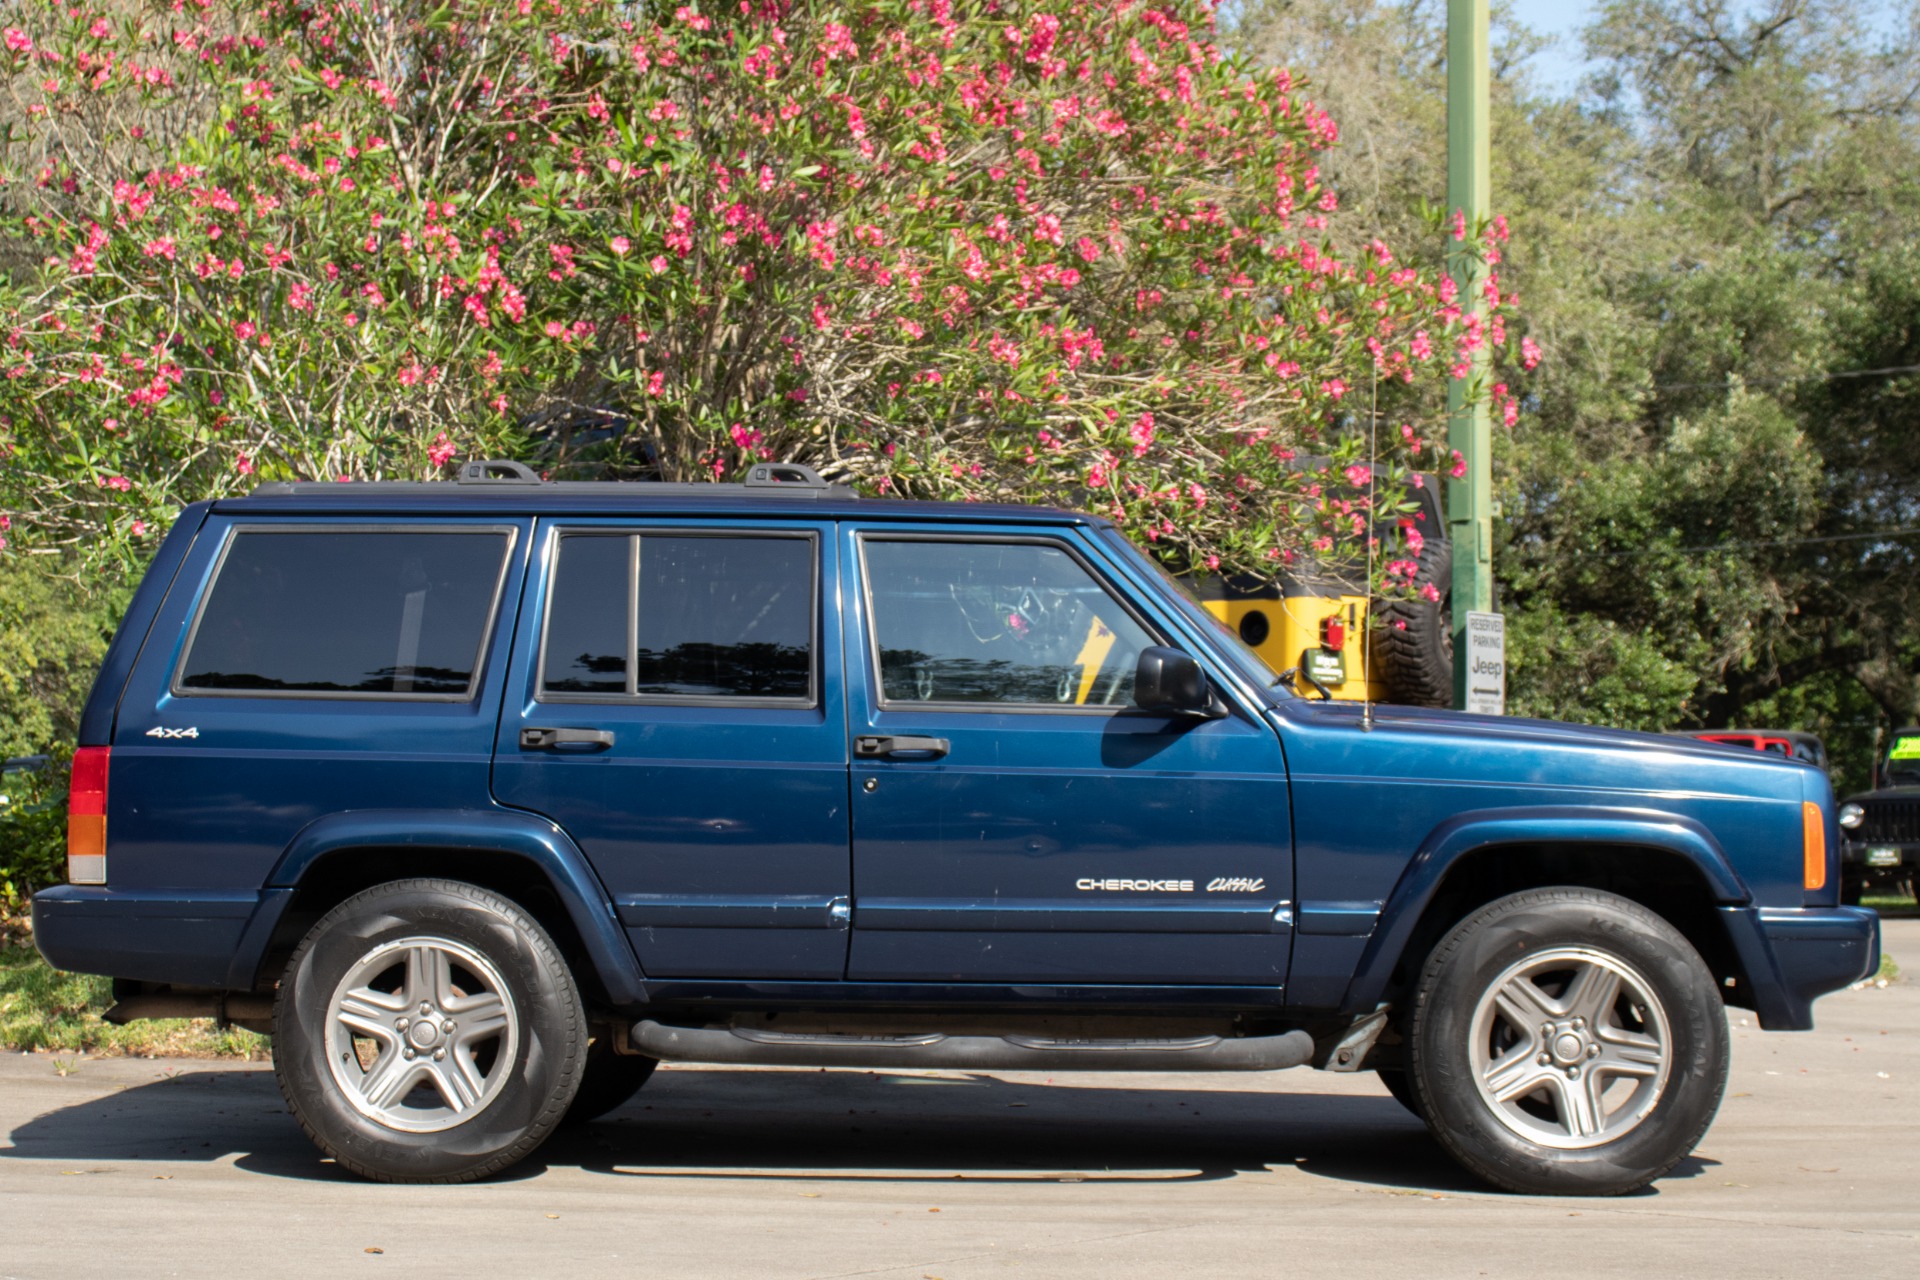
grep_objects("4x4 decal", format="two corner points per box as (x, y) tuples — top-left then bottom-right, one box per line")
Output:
(144, 726), (201, 740)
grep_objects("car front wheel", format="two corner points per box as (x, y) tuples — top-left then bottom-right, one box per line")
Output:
(1407, 887), (1728, 1196)
(273, 878), (586, 1183)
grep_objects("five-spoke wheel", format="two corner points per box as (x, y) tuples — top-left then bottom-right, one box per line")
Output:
(274, 879), (586, 1183)
(1408, 887), (1727, 1195)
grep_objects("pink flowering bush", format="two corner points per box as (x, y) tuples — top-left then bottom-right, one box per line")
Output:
(0, 0), (1519, 576)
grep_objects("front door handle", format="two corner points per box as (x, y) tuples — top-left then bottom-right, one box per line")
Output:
(520, 727), (615, 752)
(855, 734), (950, 760)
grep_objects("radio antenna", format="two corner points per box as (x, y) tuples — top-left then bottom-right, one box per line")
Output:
(1361, 366), (1378, 732)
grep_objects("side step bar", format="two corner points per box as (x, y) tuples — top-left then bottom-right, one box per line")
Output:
(630, 1020), (1315, 1072)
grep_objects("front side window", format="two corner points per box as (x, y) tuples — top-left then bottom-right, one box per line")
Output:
(178, 528), (512, 697)
(541, 532), (814, 702)
(863, 538), (1159, 708)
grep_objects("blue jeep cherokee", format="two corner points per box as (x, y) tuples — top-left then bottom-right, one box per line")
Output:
(32, 461), (1879, 1194)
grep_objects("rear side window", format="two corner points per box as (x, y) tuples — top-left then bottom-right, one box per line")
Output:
(540, 532), (815, 703)
(178, 528), (513, 698)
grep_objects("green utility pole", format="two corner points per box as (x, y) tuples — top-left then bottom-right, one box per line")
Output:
(1446, 0), (1493, 709)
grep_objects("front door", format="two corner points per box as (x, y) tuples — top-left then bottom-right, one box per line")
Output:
(842, 525), (1294, 987)
(491, 518), (850, 979)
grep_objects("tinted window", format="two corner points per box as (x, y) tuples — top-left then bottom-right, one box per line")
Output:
(540, 533), (814, 702)
(863, 540), (1157, 707)
(180, 529), (509, 696)
(544, 536), (630, 694)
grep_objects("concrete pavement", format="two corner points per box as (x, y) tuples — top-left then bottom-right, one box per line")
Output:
(2, 920), (1914, 1279)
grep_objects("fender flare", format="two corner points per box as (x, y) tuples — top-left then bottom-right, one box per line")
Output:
(227, 807), (647, 1006)
(1339, 806), (1751, 1016)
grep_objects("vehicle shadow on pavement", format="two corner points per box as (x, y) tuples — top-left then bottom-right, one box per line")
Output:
(1, 1064), (1712, 1196)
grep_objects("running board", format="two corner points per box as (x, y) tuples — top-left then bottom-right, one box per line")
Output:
(629, 1020), (1315, 1072)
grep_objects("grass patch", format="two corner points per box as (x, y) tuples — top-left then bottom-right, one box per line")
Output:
(1, 920), (268, 1058)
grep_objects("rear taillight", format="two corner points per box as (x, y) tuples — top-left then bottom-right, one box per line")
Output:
(1801, 800), (1827, 892)
(67, 746), (109, 885)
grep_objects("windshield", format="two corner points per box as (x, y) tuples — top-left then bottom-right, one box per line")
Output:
(1887, 735), (1920, 786)
(1095, 528), (1286, 695)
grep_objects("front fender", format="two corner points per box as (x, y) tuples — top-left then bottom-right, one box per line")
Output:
(1339, 806), (1751, 1015)
(230, 808), (647, 1006)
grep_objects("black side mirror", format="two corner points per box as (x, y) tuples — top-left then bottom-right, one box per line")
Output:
(1134, 646), (1222, 718)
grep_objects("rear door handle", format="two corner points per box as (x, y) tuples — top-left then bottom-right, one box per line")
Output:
(520, 727), (615, 752)
(854, 735), (950, 760)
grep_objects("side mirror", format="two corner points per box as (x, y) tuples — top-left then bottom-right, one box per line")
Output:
(1134, 646), (1222, 718)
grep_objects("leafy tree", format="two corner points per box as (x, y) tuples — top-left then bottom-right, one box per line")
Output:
(0, 0), (1513, 583)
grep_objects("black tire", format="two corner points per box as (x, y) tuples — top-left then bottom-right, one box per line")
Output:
(1406, 887), (1728, 1196)
(1374, 1067), (1426, 1120)
(561, 1034), (658, 1125)
(273, 878), (587, 1183)
(1376, 539), (1453, 708)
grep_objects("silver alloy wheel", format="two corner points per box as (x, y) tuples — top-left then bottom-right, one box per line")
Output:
(324, 936), (521, 1134)
(1467, 945), (1672, 1150)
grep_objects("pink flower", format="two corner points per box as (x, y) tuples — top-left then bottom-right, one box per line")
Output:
(131, 520), (149, 536)
(649, 255), (668, 273)
(610, 236), (630, 256)
(100, 475), (132, 492)
(1521, 336), (1543, 370)
(232, 320), (257, 343)
(1343, 463), (1371, 489)
(235, 455), (254, 476)
(3, 29), (32, 55)
(1450, 450), (1468, 479)
(1451, 209), (1468, 241)
(427, 432), (458, 468)
(1420, 582), (1442, 603)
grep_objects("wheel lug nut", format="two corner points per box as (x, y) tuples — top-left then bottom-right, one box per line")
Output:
(1572, 1017), (1585, 1030)
(1589, 1044), (1600, 1058)
(420, 1002), (432, 1015)
(396, 1018), (408, 1030)
(1537, 1053), (1551, 1066)
(442, 1020), (454, 1034)
(403, 1049), (416, 1060)
(1566, 1067), (1578, 1078)
(433, 1049), (445, 1061)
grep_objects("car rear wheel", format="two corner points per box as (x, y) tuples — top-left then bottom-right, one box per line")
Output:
(274, 878), (586, 1183)
(1407, 887), (1727, 1196)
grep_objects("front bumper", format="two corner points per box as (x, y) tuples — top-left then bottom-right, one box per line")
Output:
(1720, 905), (1880, 1030)
(1840, 839), (1917, 870)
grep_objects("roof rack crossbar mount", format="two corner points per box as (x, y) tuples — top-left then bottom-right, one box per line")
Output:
(459, 459), (543, 486)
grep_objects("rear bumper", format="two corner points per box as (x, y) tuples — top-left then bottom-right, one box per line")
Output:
(30, 885), (281, 989)
(1720, 905), (1880, 1030)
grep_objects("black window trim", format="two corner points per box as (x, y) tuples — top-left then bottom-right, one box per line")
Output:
(534, 527), (821, 710)
(170, 521), (520, 703)
(855, 530), (1172, 717)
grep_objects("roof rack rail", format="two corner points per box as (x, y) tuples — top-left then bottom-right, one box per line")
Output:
(248, 459), (856, 499)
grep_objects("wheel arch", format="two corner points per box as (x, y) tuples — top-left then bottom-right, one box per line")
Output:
(230, 808), (647, 1008)
(1345, 808), (1756, 1020)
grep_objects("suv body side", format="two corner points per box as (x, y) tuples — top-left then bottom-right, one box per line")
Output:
(34, 493), (1877, 1033)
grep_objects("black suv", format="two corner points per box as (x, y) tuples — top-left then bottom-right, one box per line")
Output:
(31, 463), (1878, 1194)
(1837, 727), (1920, 903)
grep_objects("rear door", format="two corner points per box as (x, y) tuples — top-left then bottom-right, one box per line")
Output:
(841, 524), (1294, 987)
(490, 518), (851, 979)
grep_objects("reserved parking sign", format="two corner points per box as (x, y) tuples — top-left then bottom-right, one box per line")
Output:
(1465, 611), (1506, 715)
